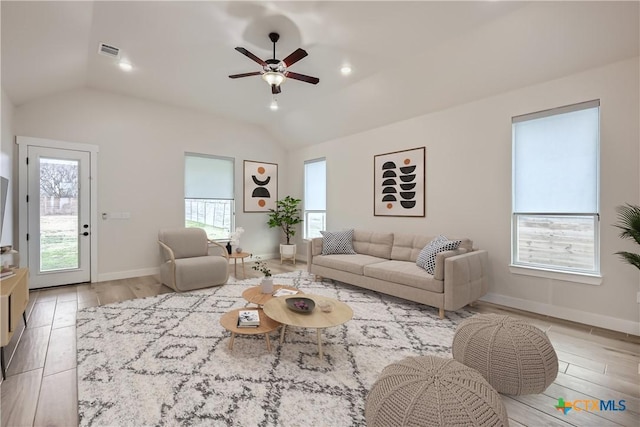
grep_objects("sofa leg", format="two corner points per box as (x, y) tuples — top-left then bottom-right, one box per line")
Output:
(469, 301), (476, 308)
(439, 307), (445, 319)
(314, 275), (323, 282)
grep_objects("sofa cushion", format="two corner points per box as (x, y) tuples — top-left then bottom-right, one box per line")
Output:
(320, 229), (357, 255)
(313, 254), (386, 275)
(421, 240), (462, 274)
(392, 233), (473, 262)
(364, 261), (444, 293)
(391, 234), (436, 262)
(353, 230), (394, 259)
(416, 235), (448, 268)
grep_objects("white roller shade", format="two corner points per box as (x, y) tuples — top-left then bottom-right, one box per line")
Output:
(304, 159), (326, 210)
(513, 101), (599, 213)
(185, 154), (234, 199)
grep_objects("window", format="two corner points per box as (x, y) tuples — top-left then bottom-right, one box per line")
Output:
(304, 158), (326, 239)
(184, 153), (234, 240)
(512, 100), (600, 276)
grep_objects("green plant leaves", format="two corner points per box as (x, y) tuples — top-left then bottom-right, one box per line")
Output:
(613, 203), (640, 270)
(267, 195), (303, 245)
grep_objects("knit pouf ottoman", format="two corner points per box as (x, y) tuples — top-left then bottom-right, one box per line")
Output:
(365, 356), (508, 427)
(452, 314), (558, 395)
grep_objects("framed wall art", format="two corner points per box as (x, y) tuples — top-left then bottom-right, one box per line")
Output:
(244, 160), (278, 212)
(374, 147), (425, 217)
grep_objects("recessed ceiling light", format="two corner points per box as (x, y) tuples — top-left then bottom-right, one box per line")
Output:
(270, 99), (279, 111)
(118, 61), (133, 72)
(340, 65), (352, 76)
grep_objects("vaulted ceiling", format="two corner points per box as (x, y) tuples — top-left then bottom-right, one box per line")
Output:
(2, 1), (638, 148)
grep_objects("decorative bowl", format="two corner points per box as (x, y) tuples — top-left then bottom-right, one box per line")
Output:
(286, 297), (315, 314)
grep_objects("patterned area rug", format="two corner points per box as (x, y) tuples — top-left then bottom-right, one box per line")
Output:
(77, 271), (474, 426)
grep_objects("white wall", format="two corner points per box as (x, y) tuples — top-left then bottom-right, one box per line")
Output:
(1, 88), (15, 247)
(14, 88), (287, 280)
(288, 58), (640, 334)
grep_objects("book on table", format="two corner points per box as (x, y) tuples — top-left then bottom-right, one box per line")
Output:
(272, 288), (298, 297)
(237, 310), (260, 327)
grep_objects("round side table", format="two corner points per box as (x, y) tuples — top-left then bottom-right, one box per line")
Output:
(228, 251), (251, 279)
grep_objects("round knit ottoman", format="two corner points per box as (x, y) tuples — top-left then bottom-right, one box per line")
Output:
(365, 356), (508, 427)
(452, 314), (558, 395)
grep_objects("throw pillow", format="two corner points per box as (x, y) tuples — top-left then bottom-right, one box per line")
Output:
(320, 229), (357, 255)
(416, 235), (449, 268)
(421, 239), (462, 275)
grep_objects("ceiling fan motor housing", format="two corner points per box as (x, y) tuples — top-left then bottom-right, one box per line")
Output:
(265, 59), (285, 73)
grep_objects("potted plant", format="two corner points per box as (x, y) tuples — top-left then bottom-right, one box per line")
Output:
(267, 196), (303, 264)
(251, 256), (273, 293)
(613, 203), (640, 270)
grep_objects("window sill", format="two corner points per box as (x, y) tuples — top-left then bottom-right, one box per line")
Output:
(509, 265), (602, 285)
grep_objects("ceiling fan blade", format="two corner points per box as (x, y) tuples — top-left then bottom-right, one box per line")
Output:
(271, 84), (281, 95)
(229, 71), (262, 79)
(282, 48), (308, 67)
(285, 71), (319, 85)
(234, 47), (267, 66)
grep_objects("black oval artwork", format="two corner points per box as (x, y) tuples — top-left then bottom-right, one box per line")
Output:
(252, 187), (270, 197)
(400, 192), (416, 200)
(400, 166), (416, 174)
(252, 176), (271, 186)
(401, 201), (416, 209)
(382, 187), (397, 194)
(382, 179), (397, 186)
(382, 161), (397, 170)
(400, 183), (416, 191)
(382, 195), (397, 202)
(382, 170), (397, 178)
(399, 174), (416, 183)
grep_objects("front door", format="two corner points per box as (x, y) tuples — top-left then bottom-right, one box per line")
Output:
(26, 146), (91, 288)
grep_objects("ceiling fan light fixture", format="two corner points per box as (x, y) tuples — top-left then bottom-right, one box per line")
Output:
(262, 71), (285, 86)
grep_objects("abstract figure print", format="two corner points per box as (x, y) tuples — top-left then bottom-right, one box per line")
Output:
(374, 147), (425, 217)
(244, 160), (278, 212)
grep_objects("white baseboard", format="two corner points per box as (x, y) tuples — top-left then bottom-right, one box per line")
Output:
(94, 253), (281, 283)
(96, 267), (159, 283)
(481, 292), (640, 336)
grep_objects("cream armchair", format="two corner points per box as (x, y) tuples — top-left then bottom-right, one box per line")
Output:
(158, 227), (229, 292)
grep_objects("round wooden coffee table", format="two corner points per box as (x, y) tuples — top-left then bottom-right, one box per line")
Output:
(242, 285), (303, 307)
(219, 308), (281, 352)
(262, 295), (353, 359)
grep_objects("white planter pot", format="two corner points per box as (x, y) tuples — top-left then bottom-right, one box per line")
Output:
(280, 244), (296, 264)
(261, 277), (274, 294)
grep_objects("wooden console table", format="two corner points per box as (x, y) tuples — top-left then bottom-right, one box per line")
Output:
(0, 268), (29, 379)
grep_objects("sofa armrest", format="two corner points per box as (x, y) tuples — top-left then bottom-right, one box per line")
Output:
(207, 240), (230, 260)
(307, 237), (324, 273)
(158, 240), (176, 263)
(443, 250), (489, 311)
(433, 248), (468, 281)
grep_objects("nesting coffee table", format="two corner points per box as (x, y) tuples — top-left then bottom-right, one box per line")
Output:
(219, 308), (281, 352)
(242, 284), (302, 307)
(262, 295), (353, 359)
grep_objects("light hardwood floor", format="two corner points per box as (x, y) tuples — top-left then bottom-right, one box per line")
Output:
(1, 260), (638, 426)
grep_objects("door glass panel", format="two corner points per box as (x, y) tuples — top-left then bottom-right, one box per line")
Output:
(39, 157), (79, 271)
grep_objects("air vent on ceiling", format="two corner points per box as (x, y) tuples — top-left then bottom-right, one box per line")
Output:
(98, 42), (120, 58)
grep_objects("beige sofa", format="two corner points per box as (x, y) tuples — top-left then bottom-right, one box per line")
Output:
(307, 230), (489, 318)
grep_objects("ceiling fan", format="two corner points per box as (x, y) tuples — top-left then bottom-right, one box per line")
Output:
(229, 32), (320, 95)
